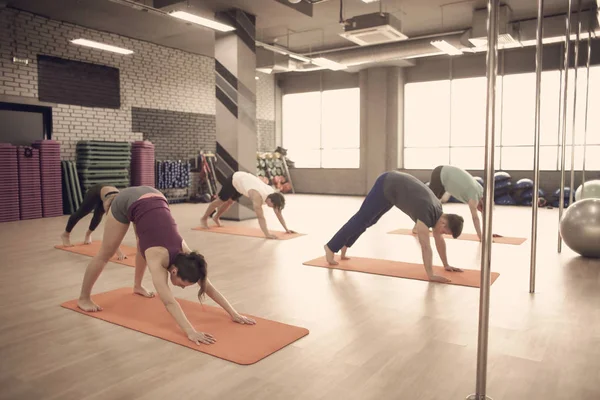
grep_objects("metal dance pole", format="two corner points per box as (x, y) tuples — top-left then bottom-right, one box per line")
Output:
(581, 10), (592, 198)
(529, 0), (544, 294)
(558, 0), (573, 253)
(466, 0), (498, 399)
(569, 0), (582, 207)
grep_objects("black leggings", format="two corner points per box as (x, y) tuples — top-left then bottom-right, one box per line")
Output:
(65, 184), (105, 233)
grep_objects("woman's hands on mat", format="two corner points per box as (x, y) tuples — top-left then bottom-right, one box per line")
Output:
(188, 330), (216, 345)
(232, 313), (256, 325)
(444, 265), (463, 272)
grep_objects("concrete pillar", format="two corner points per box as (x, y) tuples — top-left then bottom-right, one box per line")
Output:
(214, 9), (257, 220)
(360, 66), (405, 190)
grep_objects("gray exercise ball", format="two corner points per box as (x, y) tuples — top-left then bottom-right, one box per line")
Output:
(574, 180), (600, 201)
(559, 198), (600, 258)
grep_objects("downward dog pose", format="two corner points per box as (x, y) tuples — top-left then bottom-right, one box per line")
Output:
(423, 165), (484, 240)
(61, 184), (126, 260)
(324, 171), (465, 283)
(77, 186), (255, 345)
(200, 171), (294, 239)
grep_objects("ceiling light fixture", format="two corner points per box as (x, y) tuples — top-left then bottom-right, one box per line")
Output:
(70, 39), (133, 54)
(170, 11), (235, 32)
(430, 40), (463, 56)
(361, 0), (380, 3)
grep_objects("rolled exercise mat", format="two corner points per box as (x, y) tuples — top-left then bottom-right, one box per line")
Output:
(192, 225), (305, 240)
(60, 287), (309, 365)
(303, 256), (500, 288)
(387, 228), (526, 245)
(55, 241), (137, 267)
(17, 146), (42, 220)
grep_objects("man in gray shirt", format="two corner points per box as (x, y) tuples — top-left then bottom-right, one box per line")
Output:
(324, 171), (465, 283)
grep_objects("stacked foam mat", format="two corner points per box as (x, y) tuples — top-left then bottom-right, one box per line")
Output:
(62, 160), (83, 215)
(32, 140), (63, 217)
(0, 144), (20, 223)
(76, 141), (131, 191)
(17, 146), (42, 220)
(131, 141), (155, 187)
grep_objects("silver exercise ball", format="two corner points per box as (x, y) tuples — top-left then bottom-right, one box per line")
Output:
(559, 198), (600, 258)
(575, 180), (600, 201)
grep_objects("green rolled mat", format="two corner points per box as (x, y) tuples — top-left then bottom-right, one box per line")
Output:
(77, 153), (132, 160)
(80, 178), (130, 189)
(61, 161), (75, 214)
(76, 140), (131, 149)
(77, 160), (131, 168)
(77, 149), (131, 156)
(79, 169), (129, 178)
(69, 161), (83, 207)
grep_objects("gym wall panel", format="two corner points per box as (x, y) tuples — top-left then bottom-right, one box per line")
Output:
(0, 8), (215, 160)
(277, 70), (359, 94)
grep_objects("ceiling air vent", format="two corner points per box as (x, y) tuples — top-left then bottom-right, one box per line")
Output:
(468, 5), (517, 48)
(340, 12), (408, 46)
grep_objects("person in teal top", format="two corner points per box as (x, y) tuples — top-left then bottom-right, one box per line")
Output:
(424, 165), (484, 240)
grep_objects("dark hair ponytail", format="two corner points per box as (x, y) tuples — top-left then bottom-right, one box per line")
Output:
(173, 251), (208, 296)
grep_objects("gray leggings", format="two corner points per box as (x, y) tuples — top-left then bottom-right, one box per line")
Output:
(110, 186), (162, 224)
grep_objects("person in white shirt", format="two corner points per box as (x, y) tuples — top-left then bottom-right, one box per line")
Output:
(200, 171), (294, 239)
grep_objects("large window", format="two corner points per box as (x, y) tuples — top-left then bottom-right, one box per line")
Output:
(282, 88), (360, 168)
(404, 66), (600, 171)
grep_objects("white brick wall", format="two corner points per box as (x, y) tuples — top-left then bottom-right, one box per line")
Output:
(0, 8), (216, 160)
(256, 71), (275, 151)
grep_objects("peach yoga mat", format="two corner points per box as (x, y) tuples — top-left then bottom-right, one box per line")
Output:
(55, 241), (137, 267)
(387, 228), (527, 245)
(193, 225), (304, 240)
(61, 288), (309, 365)
(303, 256), (500, 288)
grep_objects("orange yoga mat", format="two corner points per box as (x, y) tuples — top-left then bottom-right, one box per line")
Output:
(303, 256), (500, 288)
(192, 225), (304, 240)
(387, 228), (527, 245)
(55, 241), (137, 267)
(61, 288), (309, 365)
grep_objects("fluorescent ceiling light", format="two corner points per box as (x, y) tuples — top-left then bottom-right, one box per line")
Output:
(256, 42), (312, 63)
(70, 39), (133, 55)
(170, 11), (235, 32)
(311, 57), (347, 71)
(430, 40), (462, 56)
(361, 0), (380, 3)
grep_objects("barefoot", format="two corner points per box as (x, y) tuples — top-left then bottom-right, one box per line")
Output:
(84, 234), (92, 245)
(200, 218), (209, 229)
(212, 216), (222, 227)
(341, 246), (350, 260)
(134, 286), (155, 298)
(324, 245), (339, 265)
(77, 298), (102, 312)
(61, 232), (73, 247)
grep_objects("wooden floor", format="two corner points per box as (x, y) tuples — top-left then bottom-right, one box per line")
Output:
(1, 194), (599, 400)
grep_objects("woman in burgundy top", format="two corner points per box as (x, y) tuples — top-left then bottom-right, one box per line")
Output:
(77, 186), (255, 346)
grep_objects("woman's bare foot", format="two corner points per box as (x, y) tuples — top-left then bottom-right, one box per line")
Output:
(84, 230), (93, 245)
(212, 216), (222, 227)
(77, 298), (102, 312)
(324, 245), (338, 265)
(61, 232), (73, 247)
(134, 286), (155, 298)
(341, 246), (350, 260)
(200, 218), (209, 229)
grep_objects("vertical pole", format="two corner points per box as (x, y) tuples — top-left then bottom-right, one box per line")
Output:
(558, 0), (572, 253)
(581, 10), (592, 198)
(569, 0), (582, 206)
(529, 0), (544, 294)
(466, 1), (498, 400)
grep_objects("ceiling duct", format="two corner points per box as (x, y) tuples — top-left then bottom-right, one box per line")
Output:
(468, 5), (518, 48)
(314, 31), (467, 67)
